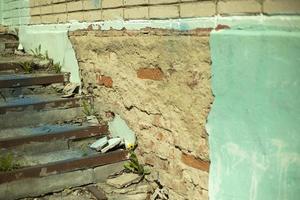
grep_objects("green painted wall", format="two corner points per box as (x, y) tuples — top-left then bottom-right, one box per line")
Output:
(1, 0), (30, 26)
(0, 1), (2, 25)
(208, 28), (300, 200)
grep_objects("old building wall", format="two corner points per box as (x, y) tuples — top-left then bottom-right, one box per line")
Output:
(69, 29), (213, 199)
(26, 0), (300, 25)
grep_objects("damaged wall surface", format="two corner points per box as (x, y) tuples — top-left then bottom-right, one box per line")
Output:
(208, 28), (300, 200)
(69, 29), (213, 200)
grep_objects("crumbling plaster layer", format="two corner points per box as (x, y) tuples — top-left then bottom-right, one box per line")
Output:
(70, 32), (213, 199)
(17, 16), (300, 84)
(208, 29), (300, 200)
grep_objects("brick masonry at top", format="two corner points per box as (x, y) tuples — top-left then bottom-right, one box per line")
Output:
(28, 0), (300, 24)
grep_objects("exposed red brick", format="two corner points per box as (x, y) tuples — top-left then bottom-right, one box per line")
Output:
(181, 153), (210, 172)
(96, 75), (113, 88)
(215, 24), (230, 31)
(87, 24), (93, 31)
(137, 68), (164, 81)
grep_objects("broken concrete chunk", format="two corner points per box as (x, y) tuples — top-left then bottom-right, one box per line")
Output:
(90, 136), (108, 151)
(101, 138), (122, 153)
(108, 115), (136, 149)
(106, 173), (142, 189)
(17, 43), (23, 51)
(51, 83), (64, 92)
(151, 187), (169, 200)
(87, 115), (99, 126)
(62, 83), (80, 98)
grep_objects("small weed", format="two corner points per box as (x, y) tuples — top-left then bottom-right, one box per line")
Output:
(0, 153), (20, 172)
(19, 61), (33, 73)
(79, 144), (89, 157)
(53, 62), (62, 73)
(124, 149), (151, 177)
(0, 92), (6, 102)
(31, 44), (50, 60)
(30, 44), (63, 73)
(31, 44), (44, 59)
(82, 99), (95, 116)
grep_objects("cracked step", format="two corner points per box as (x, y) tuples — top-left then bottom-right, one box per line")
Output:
(0, 124), (108, 149)
(0, 96), (85, 128)
(0, 150), (129, 200)
(0, 73), (65, 88)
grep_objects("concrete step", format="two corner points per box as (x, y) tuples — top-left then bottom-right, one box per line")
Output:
(0, 84), (63, 98)
(0, 55), (54, 74)
(0, 124), (108, 149)
(0, 161), (126, 200)
(0, 150), (128, 200)
(0, 94), (82, 115)
(0, 95), (85, 129)
(0, 33), (18, 42)
(0, 41), (18, 54)
(18, 149), (97, 168)
(0, 73), (65, 88)
(0, 55), (34, 72)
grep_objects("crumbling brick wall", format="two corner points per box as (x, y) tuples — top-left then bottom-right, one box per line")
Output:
(28, 0), (300, 24)
(69, 28), (213, 199)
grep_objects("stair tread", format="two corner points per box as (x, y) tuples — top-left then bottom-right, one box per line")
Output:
(19, 149), (94, 167)
(0, 150), (129, 184)
(0, 73), (64, 88)
(0, 94), (73, 108)
(0, 123), (94, 139)
(0, 55), (33, 65)
(0, 73), (62, 80)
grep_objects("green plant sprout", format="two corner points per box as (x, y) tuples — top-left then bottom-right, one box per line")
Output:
(31, 44), (50, 60)
(124, 148), (151, 177)
(82, 99), (95, 116)
(0, 153), (20, 172)
(30, 45), (63, 74)
(19, 61), (33, 73)
(53, 62), (62, 73)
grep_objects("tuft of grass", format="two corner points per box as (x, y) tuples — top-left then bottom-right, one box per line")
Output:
(0, 153), (20, 172)
(31, 44), (48, 60)
(19, 61), (33, 73)
(82, 99), (95, 116)
(53, 62), (62, 73)
(124, 149), (151, 177)
(30, 44), (64, 74)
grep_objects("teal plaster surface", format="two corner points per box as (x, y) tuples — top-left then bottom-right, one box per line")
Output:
(1, 0), (30, 26)
(19, 26), (80, 83)
(207, 28), (300, 200)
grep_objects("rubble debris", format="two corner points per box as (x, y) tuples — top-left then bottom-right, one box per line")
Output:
(62, 83), (80, 98)
(51, 83), (64, 92)
(106, 173), (142, 189)
(90, 136), (108, 151)
(97, 173), (152, 200)
(151, 187), (169, 200)
(101, 138), (122, 153)
(87, 115), (99, 125)
(17, 43), (24, 51)
(86, 185), (108, 200)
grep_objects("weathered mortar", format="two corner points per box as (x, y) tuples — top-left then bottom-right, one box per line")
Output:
(69, 29), (213, 199)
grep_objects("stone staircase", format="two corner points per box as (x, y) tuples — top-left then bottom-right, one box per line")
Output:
(0, 32), (128, 200)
